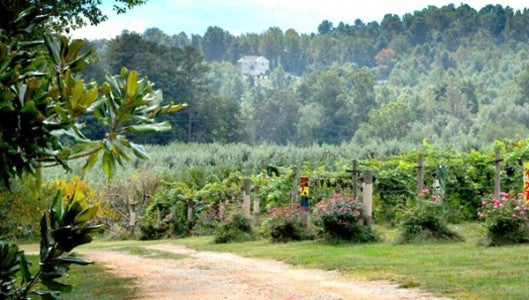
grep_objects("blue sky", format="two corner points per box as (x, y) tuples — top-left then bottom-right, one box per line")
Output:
(72, 0), (529, 39)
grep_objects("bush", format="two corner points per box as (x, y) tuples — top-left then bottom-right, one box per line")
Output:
(214, 200), (256, 243)
(478, 192), (529, 246)
(265, 204), (313, 242)
(313, 194), (377, 242)
(193, 203), (223, 236)
(397, 189), (464, 244)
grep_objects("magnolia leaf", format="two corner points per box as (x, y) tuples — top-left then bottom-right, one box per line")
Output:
(40, 214), (50, 262)
(44, 35), (61, 67)
(33, 290), (62, 299)
(126, 70), (138, 98)
(19, 252), (32, 283)
(82, 151), (99, 172)
(130, 143), (150, 159)
(102, 151), (115, 180)
(41, 279), (73, 293)
(54, 256), (92, 266)
(74, 205), (98, 225)
(128, 122), (171, 133)
(159, 102), (187, 114)
(69, 79), (83, 108)
(80, 85), (98, 107)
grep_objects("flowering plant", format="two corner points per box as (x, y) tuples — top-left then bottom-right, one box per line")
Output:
(265, 204), (312, 242)
(313, 194), (376, 242)
(478, 192), (529, 246)
(214, 199), (255, 243)
(397, 188), (463, 244)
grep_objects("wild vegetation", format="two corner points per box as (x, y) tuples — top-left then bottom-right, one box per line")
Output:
(4, 1), (529, 298)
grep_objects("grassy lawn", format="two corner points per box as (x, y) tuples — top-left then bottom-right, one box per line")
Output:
(171, 223), (529, 299)
(22, 254), (137, 300)
(18, 223), (529, 299)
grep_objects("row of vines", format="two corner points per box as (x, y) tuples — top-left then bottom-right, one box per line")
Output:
(3, 139), (529, 241)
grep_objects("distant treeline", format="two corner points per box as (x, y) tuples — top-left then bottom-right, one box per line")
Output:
(82, 3), (529, 149)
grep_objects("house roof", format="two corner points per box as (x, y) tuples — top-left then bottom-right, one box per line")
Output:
(238, 55), (268, 63)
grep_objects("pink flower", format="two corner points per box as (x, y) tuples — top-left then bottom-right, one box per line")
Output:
(477, 211), (484, 218)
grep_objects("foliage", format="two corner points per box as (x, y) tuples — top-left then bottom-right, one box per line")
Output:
(313, 194), (377, 242)
(0, 180), (50, 239)
(0, 2), (181, 298)
(213, 200), (255, 243)
(397, 189), (464, 244)
(1, 187), (102, 299)
(0, 9), (184, 187)
(264, 204), (313, 243)
(192, 203), (222, 236)
(477, 192), (529, 246)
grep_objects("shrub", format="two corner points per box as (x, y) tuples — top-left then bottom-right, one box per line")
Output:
(265, 204), (313, 242)
(214, 200), (255, 243)
(397, 189), (464, 244)
(478, 192), (529, 246)
(193, 203), (223, 236)
(313, 194), (377, 242)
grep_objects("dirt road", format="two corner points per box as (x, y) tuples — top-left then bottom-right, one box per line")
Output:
(81, 244), (441, 300)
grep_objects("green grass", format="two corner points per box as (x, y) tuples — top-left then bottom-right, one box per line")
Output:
(171, 223), (529, 299)
(23, 254), (137, 300)
(17, 223), (529, 299)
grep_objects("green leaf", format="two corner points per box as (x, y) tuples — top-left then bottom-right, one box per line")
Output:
(33, 289), (62, 299)
(49, 191), (65, 228)
(19, 252), (32, 283)
(70, 79), (84, 108)
(130, 143), (150, 159)
(128, 122), (171, 133)
(126, 70), (138, 98)
(40, 214), (50, 262)
(41, 279), (73, 293)
(102, 151), (116, 180)
(82, 150), (99, 173)
(54, 256), (92, 266)
(74, 205), (98, 225)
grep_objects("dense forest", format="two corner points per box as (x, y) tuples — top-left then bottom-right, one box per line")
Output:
(81, 4), (529, 154)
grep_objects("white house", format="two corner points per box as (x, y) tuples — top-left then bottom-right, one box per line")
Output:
(237, 56), (269, 76)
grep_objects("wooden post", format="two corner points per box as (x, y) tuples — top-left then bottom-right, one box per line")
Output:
(187, 201), (194, 223)
(352, 160), (359, 198)
(291, 172), (299, 204)
(243, 178), (251, 217)
(494, 148), (501, 198)
(417, 154), (424, 194)
(362, 170), (374, 227)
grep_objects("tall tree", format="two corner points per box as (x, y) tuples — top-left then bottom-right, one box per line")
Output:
(259, 27), (284, 69)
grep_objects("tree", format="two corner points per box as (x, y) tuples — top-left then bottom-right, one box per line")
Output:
(254, 89), (300, 145)
(202, 26), (231, 62)
(0, 2), (183, 298)
(0, 0), (147, 33)
(259, 27), (284, 69)
(317, 20), (334, 34)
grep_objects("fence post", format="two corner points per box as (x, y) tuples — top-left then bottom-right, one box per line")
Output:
(494, 147), (501, 198)
(187, 201), (194, 223)
(243, 178), (251, 217)
(253, 193), (261, 222)
(417, 154), (424, 194)
(352, 160), (359, 198)
(363, 170), (374, 227)
(291, 171), (299, 204)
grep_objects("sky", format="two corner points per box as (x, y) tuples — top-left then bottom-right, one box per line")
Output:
(71, 0), (529, 40)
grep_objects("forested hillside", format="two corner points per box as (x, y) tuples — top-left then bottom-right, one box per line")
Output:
(82, 4), (529, 154)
